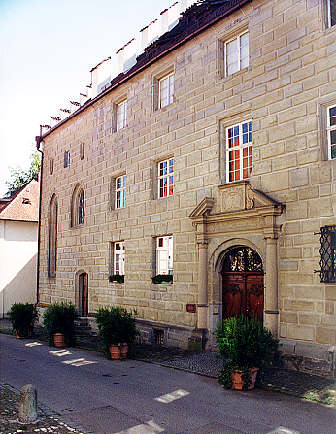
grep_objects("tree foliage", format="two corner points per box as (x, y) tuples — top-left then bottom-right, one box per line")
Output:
(5, 150), (41, 197)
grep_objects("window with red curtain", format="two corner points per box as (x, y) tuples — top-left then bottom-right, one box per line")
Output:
(226, 121), (252, 183)
(158, 158), (174, 198)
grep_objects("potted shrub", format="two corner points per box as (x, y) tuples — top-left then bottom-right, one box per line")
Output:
(215, 315), (278, 390)
(7, 303), (38, 338)
(95, 306), (137, 359)
(43, 302), (78, 347)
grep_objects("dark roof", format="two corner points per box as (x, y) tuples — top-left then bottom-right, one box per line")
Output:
(38, 0), (250, 142)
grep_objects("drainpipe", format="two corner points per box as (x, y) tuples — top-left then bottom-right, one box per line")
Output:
(35, 129), (44, 309)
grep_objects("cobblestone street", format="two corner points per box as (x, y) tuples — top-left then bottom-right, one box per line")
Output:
(0, 384), (85, 434)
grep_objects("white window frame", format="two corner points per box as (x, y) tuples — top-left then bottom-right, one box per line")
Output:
(117, 99), (127, 130)
(327, 104), (336, 160)
(156, 236), (173, 275)
(113, 242), (125, 275)
(328, 0), (336, 27)
(158, 158), (174, 198)
(115, 175), (126, 209)
(159, 73), (174, 108)
(225, 31), (249, 76)
(226, 120), (252, 183)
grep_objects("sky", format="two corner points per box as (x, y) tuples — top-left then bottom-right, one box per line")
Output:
(0, 0), (177, 197)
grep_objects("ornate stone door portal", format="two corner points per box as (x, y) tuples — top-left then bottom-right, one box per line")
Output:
(189, 182), (283, 338)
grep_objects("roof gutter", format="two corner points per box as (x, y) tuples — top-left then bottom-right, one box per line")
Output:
(35, 131), (44, 307)
(39, 0), (251, 141)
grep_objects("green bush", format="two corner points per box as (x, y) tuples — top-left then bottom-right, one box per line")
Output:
(43, 302), (78, 346)
(95, 306), (137, 354)
(215, 315), (279, 389)
(7, 303), (38, 337)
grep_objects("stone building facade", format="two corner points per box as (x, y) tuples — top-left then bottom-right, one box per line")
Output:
(37, 0), (336, 376)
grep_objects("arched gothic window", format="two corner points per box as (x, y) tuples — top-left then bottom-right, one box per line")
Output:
(71, 185), (84, 227)
(48, 195), (58, 278)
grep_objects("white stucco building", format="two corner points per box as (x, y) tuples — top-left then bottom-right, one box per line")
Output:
(0, 179), (39, 317)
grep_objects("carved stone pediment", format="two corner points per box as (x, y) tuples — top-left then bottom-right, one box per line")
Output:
(218, 181), (279, 214)
(189, 197), (215, 218)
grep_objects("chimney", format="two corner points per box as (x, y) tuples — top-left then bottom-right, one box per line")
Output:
(90, 57), (112, 98)
(117, 38), (137, 74)
(160, 7), (169, 35)
(168, 2), (180, 31)
(80, 92), (89, 105)
(140, 18), (159, 52)
(180, 0), (196, 13)
(160, 2), (179, 35)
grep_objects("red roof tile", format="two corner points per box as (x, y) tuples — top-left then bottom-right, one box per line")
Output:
(0, 179), (39, 222)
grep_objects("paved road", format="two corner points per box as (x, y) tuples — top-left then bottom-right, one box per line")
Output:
(1, 334), (335, 434)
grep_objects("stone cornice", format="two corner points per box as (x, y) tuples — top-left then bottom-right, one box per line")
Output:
(189, 197), (215, 219)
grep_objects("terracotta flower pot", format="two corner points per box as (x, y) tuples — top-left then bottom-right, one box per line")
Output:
(109, 344), (121, 359)
(120, 343), (128, 359)
(53, 332), (65, 348)
(231, 368), (258, 390)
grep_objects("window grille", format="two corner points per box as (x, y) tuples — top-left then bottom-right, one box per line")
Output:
(319, 225), (336, 283)
(153, 329), (164, 346)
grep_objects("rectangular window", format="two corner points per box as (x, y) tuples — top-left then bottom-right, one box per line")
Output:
(327, 105), (336, 159)
(64, 150), (70, 168)
(156, 236), (173, 275)
(80, 143), (84, 160)
(115, 175), (126, 209)
(50, 158), (54, 175)
(328, 0), (336, 27)
(117, 99), (127, 130)
(110, 242), (125, 277)
(158, 159), (174, 198)
(226, 120), (252, 183)
(319, 226), (336, 283)
(225, 31), (249, 76)
(114, 242), (125, 275)
(159, 73), (174, 108)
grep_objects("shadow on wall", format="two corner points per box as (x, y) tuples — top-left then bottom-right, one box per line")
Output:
(0, 253), (37, 318)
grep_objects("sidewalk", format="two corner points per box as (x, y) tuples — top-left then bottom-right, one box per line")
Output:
(131, 344), (336, 408)
(0, 384), (86, 434)
(2, 318), (336, 415)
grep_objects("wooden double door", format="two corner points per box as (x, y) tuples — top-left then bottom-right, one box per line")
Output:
(222, 272), (264, 323)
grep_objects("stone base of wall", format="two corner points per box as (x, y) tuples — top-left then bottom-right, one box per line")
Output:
(136, 318), (204, 351)
(280, 339), (336, 378)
